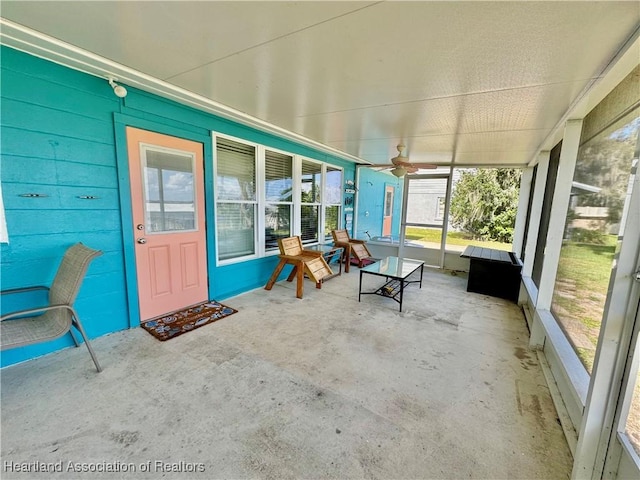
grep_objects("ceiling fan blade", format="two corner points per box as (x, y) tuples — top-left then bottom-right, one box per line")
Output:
(366, 164), (394, 170)
(391, 155), (410, 166)
(395, 160), (438, 169)
(363, 164), (409, 177)
(364, 161), (437, 174)
(408, 162), (438, 169)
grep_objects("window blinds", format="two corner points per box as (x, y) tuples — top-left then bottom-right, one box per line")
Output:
(265, 150), (293, 202)
(216, 137), (256, 201)
(301, 160), (321, 203)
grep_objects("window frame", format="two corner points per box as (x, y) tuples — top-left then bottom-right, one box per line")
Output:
(263, 146), (294, 255)
(139, 143), (198, 235)
(213, 133), (344, 265)
(214, 133), (260, 264)
(323, 164), (343, 242)
(434, 196), (445, 221)
(299, 157), (324, 245)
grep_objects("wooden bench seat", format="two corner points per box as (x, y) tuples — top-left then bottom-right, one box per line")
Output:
(264, 237), (334, 299)
(331, 229), (374, 270)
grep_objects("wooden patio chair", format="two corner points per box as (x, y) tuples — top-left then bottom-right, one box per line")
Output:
(331, 229), (374, 269)
(1, 243), (103, 372)
(264, 236), (333, 299)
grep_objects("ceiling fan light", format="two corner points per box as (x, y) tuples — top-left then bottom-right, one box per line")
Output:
(390, 166), (406, 177)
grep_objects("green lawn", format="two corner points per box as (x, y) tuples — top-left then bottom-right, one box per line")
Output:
(404, 227), (513, 251)
(551, 236), (617, 372)
(553, 237), (640, 456)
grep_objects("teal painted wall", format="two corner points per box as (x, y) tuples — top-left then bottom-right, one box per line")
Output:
(1, 47), (128, 367)
(0, 46), (356, 367)
(355, 168), (404, 240)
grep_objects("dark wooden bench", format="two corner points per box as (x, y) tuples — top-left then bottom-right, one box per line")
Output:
(460, 246), (522, 302)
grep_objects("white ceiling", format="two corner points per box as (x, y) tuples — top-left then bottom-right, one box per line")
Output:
(1, 1), (639, 168)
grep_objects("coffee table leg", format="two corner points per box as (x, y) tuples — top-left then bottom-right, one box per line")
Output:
(399, 279), (404, 312)
(358, 271), (363, 302)
(419, 264), (424, 288)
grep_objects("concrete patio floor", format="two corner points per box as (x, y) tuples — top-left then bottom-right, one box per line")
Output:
(1, 267), (572, 479)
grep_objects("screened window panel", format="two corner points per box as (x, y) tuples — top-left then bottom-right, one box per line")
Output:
(301, 160), (322, 203)
(216, 137), (256, 201)
(445, 168), (518, 252)
(551, 108), (639, 374)
(265, 204), (291, 251)
(265, 150), (293, 202)
(532, 142), (561, 287)
(216, 203), (256, 260)
(520, 165), (538, 261)
(301, 205), (319, 243)
(406, 177), (447, 226)
(325, 167), (342, 205)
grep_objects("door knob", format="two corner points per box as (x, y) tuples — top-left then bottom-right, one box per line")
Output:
(137, 238), (147, 244)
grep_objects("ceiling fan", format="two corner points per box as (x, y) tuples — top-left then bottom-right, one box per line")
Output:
(367, 144), (437, 177)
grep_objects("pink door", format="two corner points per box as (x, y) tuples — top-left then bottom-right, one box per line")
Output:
(126, 127), (208, 321)
(383, 185), (394, 236)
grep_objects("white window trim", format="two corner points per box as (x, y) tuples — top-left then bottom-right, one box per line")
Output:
(213, 134), (344, 264)
(213, 133), (260, 265)
(434, 195), (445, 221)
(299, 157), (323, 245)
(323, 164), (344, 243)
(263, 145), (295, 257)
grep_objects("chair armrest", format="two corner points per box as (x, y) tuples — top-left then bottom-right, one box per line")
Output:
(0, 304), (72, 322)
(1, 286), (49, 296)
(278, 254), (307, 262)
(349, 239), (367, 244)
(301, 250), (323, 257)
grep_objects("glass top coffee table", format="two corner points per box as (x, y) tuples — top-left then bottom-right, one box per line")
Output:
(358, 256), (424, 312)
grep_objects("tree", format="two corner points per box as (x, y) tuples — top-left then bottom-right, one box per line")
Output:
(449, 169), (521, 243)
(572, 119), (638, 227)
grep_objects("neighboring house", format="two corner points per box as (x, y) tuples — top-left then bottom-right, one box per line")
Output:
(405, 169), (463, 229)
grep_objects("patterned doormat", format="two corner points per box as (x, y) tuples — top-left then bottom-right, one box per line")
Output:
(141, 300), (238, 341)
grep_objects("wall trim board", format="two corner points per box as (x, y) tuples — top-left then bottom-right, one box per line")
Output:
(538, 308), (590, 426)
(537, 349), (579, 456)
